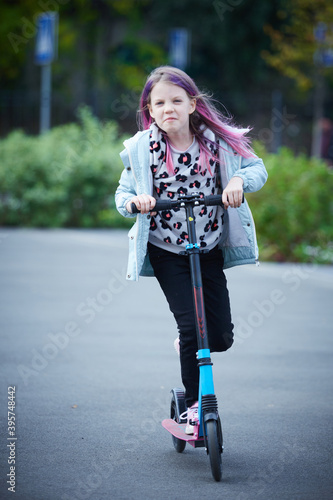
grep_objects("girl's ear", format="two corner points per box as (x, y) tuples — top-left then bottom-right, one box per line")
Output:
(148, 104), (154, 119)
(189, 98), (196, 115)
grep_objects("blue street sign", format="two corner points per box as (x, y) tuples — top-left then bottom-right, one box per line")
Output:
(169, 28), (190, 70)
(35, 12), (58, 65)
(322, 49), (333, 67)
(314, 22), (327, 43)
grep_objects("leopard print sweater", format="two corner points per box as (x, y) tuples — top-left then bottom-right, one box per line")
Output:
(148, 133), (224, 254)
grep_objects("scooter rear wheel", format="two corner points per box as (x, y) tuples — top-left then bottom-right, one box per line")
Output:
(170, 389), (186, 453)
(206, 419), (222, 481)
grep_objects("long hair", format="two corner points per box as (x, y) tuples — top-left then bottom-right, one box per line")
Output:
(138, 66), (255, 175)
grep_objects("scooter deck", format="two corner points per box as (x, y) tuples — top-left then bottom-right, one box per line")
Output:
(162, 419), (205, 447)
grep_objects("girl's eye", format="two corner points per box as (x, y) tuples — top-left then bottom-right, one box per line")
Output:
(174, 99), (182, 103)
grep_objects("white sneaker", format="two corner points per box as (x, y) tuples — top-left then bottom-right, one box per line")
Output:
(180, 402), (199, 435)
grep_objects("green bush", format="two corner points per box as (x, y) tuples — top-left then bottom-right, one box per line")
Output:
(247, 143), (333, 264)
(0, 107), (132, 228)
(0, 111), (332, 263)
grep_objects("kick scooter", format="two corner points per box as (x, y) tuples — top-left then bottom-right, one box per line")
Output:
(132, 192), (225, 481)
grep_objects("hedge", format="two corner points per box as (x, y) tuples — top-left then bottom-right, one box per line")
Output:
(247, 142), (333, 264)
(0, 108), (332, 264)
(0, 106), (132, 229)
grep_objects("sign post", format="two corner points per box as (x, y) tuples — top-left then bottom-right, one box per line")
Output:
(312, 22), (333, 158)
(35, 12), (58, 134)
(169, 28), (190, 70)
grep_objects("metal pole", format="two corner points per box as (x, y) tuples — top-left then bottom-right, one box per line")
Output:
(311, 71), (325, 158)
(40, 63), (51, 134)
(271, 89), (283, 153)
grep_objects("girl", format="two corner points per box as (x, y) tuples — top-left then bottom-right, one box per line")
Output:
(115, 66), (267, 434)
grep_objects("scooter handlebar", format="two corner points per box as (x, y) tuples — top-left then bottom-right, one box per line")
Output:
(130, 194), (244, 214)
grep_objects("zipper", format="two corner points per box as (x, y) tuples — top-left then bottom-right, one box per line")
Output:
(126, 145), (139, 280)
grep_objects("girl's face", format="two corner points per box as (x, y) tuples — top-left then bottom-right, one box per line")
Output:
(148, 81), (196, 138)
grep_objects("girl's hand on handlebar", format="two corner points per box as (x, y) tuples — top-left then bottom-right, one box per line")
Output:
(126, 194), (156, 214)
(222, 177), (244, 209)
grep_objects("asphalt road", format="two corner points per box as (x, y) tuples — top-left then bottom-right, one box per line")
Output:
(0, 228), (332, 500)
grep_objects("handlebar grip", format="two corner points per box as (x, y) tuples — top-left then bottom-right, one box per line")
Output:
(154, 200), (178, 211)
(204, 194), (245, 207)
(130, 200), (177, 214)
(203, 195), (223, 207)
(130, 202), (140, 214)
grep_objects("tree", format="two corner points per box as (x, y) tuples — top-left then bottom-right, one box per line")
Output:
(262, 0), (333, 91)
(262, 0), (333, 157)
(0, 0), (310, 144)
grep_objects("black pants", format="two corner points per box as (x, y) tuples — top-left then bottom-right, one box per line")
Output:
(148, 242), (234, 407)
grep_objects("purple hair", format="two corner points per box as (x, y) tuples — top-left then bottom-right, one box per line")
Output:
(138, 66), (255, 174)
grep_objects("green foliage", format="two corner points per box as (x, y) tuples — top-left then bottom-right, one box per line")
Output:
(248, 142), (333, 264)
(0, 107), (132, 228)
(262, 0), (333, 91)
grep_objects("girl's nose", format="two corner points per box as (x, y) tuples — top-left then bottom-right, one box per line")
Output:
(165, 102), (174, 113)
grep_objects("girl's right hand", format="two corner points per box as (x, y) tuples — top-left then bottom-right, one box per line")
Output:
(126, 194), (156, 214)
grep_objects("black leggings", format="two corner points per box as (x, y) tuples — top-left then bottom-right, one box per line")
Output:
(148, 242), (234, 407)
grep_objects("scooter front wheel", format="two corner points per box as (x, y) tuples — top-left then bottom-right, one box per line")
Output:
(206, 419), (222, 481)
(170, 389), (186, 453)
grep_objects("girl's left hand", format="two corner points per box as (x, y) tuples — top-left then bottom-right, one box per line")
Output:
(222, 176), (244, 209)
